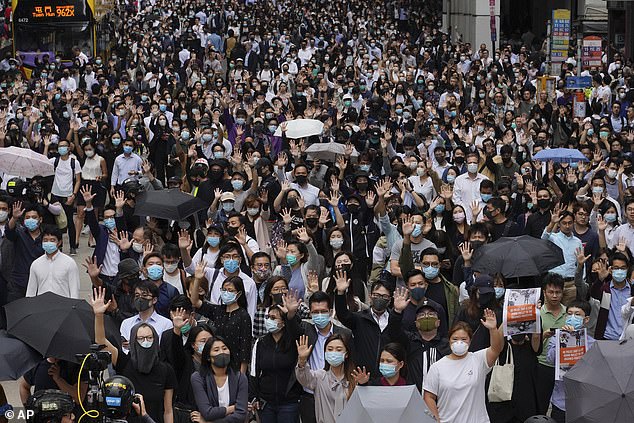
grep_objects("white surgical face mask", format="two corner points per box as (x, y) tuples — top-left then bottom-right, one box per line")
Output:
(450, 340), (469, 356)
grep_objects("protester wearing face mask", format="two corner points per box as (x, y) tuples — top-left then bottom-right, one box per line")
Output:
(25, 225), (80, 299)
(423, 310), (503, 423)
(164, 317), (214, 419)
(397, 269), (448, 336)
(209, 191), (237, 225)
(546, 300), (594, 423)
(160, 244), (186, 295)
(190, 265), (252, 374)
(92, 287), (176, 423)
(351, 342), (408, 387)
(322, 251), (368, 314)
(273, 229), (320, 302)
(454, 275), (503, 351)
(296, 333), (356, 423)
(180, 224), (223, 275)
(196, 242), (258, 321)
(249, 252), (274, 304)
(452, 153), (489, 211)
(243, 195), (271, 251)
(250, 294), (305, 422)
(190, 337), (248, 423)
(142, 253), (180, 318)
(390, 213), (437, 280)
(254, 276), (310, 337)
(388, 291), (450, 392)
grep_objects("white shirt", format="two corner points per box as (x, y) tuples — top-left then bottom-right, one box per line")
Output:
(185, 247), (220, 275)
(164, 270), (184, 294)
(217, 379), (230, 408)
(370, 309), (389, 332)
(423, 349), (492, 423)
(120, 310), (173, 346)
(50, 156), (81, 197)
(202, 268), (258, 321)
(26, 252), (80, 299)
(290, 183), (320, 206)
(408, 175), (436, 203)
(452, 172), (489, 210)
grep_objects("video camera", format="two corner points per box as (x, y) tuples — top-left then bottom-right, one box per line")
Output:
(75, 344), (112, 373)
(27, 390), (74, 423)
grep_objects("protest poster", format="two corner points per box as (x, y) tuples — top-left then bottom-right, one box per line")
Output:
(555, 328), (587, 380)
(502, 288), (541, 336)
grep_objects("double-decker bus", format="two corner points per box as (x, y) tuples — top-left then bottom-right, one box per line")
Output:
(11, 0), (117, 68)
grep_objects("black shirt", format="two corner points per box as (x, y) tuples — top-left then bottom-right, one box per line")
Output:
(115, 351), (177, 423)
(24, 360), (79, 391)
(524, 210), (551, 238)
(490, 219), (521, 241)
(425, 281), (449, 324)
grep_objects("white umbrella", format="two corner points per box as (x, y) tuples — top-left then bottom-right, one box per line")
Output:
(0, 146), (54, 178)
(305, 141), (359, 163)
(336, 386), (436, 423)
(274, 119), (324, 139)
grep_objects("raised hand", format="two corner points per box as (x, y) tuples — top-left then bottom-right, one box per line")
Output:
(90, 286), (111, 315)
(296, 335), (313, 361)
(596, 214), (608, 232)
(480, 308), (498, 330)
(550, 202), (562, 225)
(575, 247), (591, 266)
(393, 287), (410, 313)
(375, 177), (392, 198)
(401, 215), (414, 237)
(275, 239), (288, 260)
(114, 231), (131, 251)
(365, 191), (376, 207)
(318, 207), (330, 226)
(334, 269), (350, 294)
(178, 229), (192, 251)
(616, 237), (628, 253)
(281, 208), (293, 226)
(280, 289), (302, 316)
(114, 190), (126, 209)
(307, 270), (320, 293)
(236, 227), (248, 245)
(82, 257), (103, 280)
(351, 366), (370, 385)
(470, 200), (481, 220)
(459, 241), (474, 263)
(296, 227), (311, 243)
(440, 184), (453, 199)
(194, 260), (207, 280)
(142, 241), (154, 258)
(12, 200), (24, 219)
(80, 185), (96, 205)
(171, 307), (188, 332)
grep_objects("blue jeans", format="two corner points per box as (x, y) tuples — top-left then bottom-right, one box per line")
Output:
(259, 402), (300, 423)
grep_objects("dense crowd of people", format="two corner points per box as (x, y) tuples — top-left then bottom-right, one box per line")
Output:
(1, 0), (634, 422)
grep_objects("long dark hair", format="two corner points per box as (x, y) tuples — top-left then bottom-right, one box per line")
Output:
(186, 323), (215, 355)
(265, 306), (295, 353)
(200, 336), (231, 377)
(326, 251), (362, 311)
(261, 276), (288, 308)
(382, 342), (407, 378)
(323, 333), (356, 399)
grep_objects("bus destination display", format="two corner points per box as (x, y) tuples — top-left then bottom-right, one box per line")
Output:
(31, 5), (75, 18)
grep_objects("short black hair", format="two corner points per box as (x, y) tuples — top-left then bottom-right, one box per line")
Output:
(488, 196), (506, 212)
(161, 243), (181, 259)
(420, 247), (440, 261)
(309, 291), (332, 309)
(405, 269), (424, 284)
(611, 252), (630, 266)
(542, 273), (564, 291)
(41, 224), (63, 240)
(251, 251), (271, 264)
(567, 300), (591, 317)
(135, 280), (159, 298)
(169, 294), (193, 312)
(142, 252), (163, 266)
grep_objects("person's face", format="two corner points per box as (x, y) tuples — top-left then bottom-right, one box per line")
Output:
(325, 339), (347, 355)
(575, 208), (589, 225)
(227, 216), (242, 231)
(379, 350), (403, 369)
(421, 254), (440, 271)
(221, 249), (241, 265)
(305, 208), (318, 219)
(145, 255), (163, 272)
(252, 256), (271, 273)
(469, 231), (487, 243)
(450, 329), (471, 345)
(334, 254), (352, 269)
(310, 300), (330, 316)
(210, 340), (230, 358)
(480, 187), (493, 197)
(136, 326), (154, 344)
(544, 284), (563, 306)
(266, 308), (285, 330)
(42, 234), (61, 248)
(286, 244), (303, 260)
(559, 215), (574, 235)
(407, 274), (427, 290)
(486, 203), (500, 219)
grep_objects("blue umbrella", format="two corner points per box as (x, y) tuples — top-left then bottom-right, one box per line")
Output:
(532, 148), (589, 164)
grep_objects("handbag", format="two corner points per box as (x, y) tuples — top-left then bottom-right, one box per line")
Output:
(487, 343), (514, 402)
(48, 194), (68, 230)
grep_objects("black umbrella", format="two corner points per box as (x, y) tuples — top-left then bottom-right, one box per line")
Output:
(471, 235), (565, 278)
(134, 189), (207, 221)
(564, 340), (634, 422)
(5, 293), (119, 363)
(0, 330), (42, 381)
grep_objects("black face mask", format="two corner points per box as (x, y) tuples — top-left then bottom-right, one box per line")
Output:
(356, 183), (368, 191)
(410, 287), (427, 301)
(454, 156), (465, 165)
(306, 217), (319, 227)
(537, 199), (551, 209)
(371, 297), (390, 312)
(134, 298), (152, 312)
(226, 226), (238, 235)
(295, 175), (307, 185)
(483, 208), (494, 220)
(336, 263), (352, 274)
(211, 353), (230, 368)
(210, 169), (222, 180)
(470, 241), (484, 251)
(287, 197), (299, 209)
(347, 204), (359, 214)
(271, 293), (284, 305)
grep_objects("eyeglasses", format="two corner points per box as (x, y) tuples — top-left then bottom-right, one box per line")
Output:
(137, 336), (153, 342)
(371, 293), (391, 301)
(421, 262), (440, 268)
(271, 287), (288, 294)
(221, 254), (241, 261)
(253, 263), (270, 269)
(134, 294), (153, 300)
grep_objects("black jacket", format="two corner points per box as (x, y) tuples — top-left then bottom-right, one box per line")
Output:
(334, 294), (391, 375)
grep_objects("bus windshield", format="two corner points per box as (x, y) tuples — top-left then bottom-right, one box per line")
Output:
(14, 23), (93, 59)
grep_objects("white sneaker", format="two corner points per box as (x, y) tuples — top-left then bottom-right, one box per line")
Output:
(81, 224), (90, 235)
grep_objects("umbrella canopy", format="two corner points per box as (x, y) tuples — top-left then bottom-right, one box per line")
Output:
(273, 118), (324, 139)
(564, 340), (634, 423)
(472, 235), (565, 278)
(532, 148), (589, 164)
(0, 146), (54, 178)
(336, 386), (435, 423)
(134, 189), (207, 221)
(5, 293), (119, 363)
(305, 141), (360, 163)
(0, 330), (42, 381)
